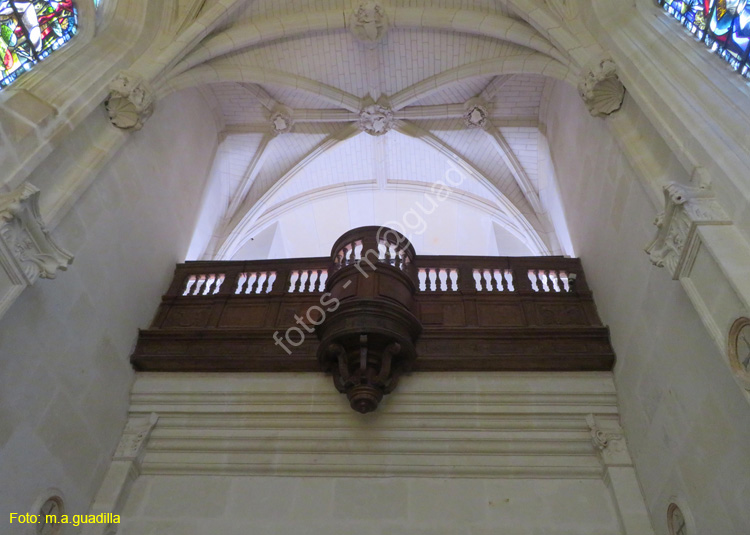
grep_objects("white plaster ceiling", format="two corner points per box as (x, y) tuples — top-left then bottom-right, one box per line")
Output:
(166, 0), (573, 260)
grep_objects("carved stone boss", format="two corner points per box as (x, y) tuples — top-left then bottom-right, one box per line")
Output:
(105, 72), (155, 131)
(578, 59), (625, 118)
(0, 183), (73, 318)
(358, 96), (394, 136)
(645, 182), (730, 279)
(349, 1), (389, 47)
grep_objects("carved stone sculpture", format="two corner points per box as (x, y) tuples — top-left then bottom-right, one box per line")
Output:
(349, 1), (389, 47)
(578, 59), (625, 117)
(270, 106), (294, 135)
(585, 414), (631, 466)
(463, 98), (489, 129)
(645, 182), (730, 278)
(105, 72), (155, 131)
(358, 96), (394, 136)
(0, 184), (73, 318)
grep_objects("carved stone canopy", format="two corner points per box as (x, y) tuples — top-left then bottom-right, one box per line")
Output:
(358, 96), (394, 136)
(349, 1), (389, 47)
(105, 71), (155, 131)
(578, 59), (625, 118)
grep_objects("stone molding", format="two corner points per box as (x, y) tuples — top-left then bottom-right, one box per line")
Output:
(578, 58), (625, 117)
(128, 373), (618, 478)
(645, 182), (730, 279)
(270, 106), (294, 135)
(0, 184), (73, 318)
(105, 72), (155, 131)
(358, 96), (394, 136)
(348, 1), (389, 47)
(585, 414), (632, 467)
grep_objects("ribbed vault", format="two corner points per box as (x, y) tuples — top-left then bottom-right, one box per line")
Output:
(153, 0), (604, 260)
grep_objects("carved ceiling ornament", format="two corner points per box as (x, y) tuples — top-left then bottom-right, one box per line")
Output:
(349, 1), (389, 47)
(463, 98), (489, 129)
(105, 71), (155, 131)
(578, 58), (626, 117)
(358, 96), (394, 136)
(645, 182), (730, 279)
(270, 106), (294, 135)
(0, 184), (73, 290)
(585, 414), (631, 466)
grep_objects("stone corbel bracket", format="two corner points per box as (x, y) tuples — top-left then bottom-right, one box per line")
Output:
(105, 71), (155, 131)
(645, 182), (730, 279)
(113, 412), (159, 467)
(0, 184), (73, 318)
(578, 58), (625, 118)
(585, 414), (631, 467)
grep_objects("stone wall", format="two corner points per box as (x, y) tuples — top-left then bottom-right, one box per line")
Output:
(545, 81), (750, 534)
(116, 372), (627, 535)
(0, 89), (218, 533)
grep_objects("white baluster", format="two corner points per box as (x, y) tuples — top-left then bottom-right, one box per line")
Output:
(528, 270), (539, 292)
(493, 269), (504, 291)
(235, 273), (247, 294)
(539, 270), (550, 292)
(255, 272), (268, 294)
(504, 270), (515, 292)
(202, 274), (216, 295)
(245, 272), (258, 294)
(560, 271), (570, 292)
(213, 274), (225, 294)
(354, 241), (363, 261)
(265, 272), (276, 293)
(439, 269), (448, 291)
(318, 270), (328, 291)
(288, 271), (299, 293)
(429, 269), (437, 291)
(183, 275), (196, 296)
(473, 269), (483, 291)
(549, 270), (560, 292)
(298, 271), (309, 293)
(308, 270), (318, 292)
(483, 270), (494, 291)
(418, 269), (427, 292)
(449, 269), (459, 291)
(193, 275), (206, 296)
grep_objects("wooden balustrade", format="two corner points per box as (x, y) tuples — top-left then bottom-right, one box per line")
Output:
(134, 252), (612, 373)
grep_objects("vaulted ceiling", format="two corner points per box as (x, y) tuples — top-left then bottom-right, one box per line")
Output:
(149, 0), (594, 260)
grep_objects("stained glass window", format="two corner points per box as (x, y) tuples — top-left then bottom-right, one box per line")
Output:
(657, 1), (750, 79)
(0, 1), (78, 89)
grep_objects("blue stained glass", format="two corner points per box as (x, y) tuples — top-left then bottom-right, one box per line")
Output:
(658, 0), (750, 79)
(0, 1), (78, 89)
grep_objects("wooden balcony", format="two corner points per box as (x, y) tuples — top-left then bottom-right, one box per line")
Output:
(131, 251), (615, 373)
